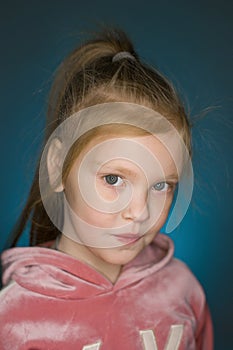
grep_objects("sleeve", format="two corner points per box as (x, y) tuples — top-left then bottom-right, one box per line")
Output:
(195, 298), (214, 350)
(181, 260), (214, 350)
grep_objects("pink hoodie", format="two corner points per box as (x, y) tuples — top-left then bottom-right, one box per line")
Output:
(0, 233), (213, 349)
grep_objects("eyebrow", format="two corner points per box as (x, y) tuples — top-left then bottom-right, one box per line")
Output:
(97, 163), (179, 181)
(164, 175), (179, 182)
(97, 164), (137, 177)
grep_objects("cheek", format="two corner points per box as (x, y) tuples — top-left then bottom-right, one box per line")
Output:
(65, 178), (116, 226)
(150, 191), (173, 213)
(149, 193), (174, 227)
(95, 179), (119, 202)
(64, 186), (82, 215)
(74, 197), (117, 228)
(160, 193), (174, 216)
(165, 193), (174, 210)
(158, 194), (174, 224)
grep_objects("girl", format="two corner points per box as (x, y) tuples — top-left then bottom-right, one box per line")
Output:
(0, 28), (213, 349)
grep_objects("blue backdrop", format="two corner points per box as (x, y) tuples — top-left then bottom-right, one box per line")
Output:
(0, 1), (232, 349)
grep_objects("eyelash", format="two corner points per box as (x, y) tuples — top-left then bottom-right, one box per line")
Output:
(103, 174), (124, 187)
(152, 182), (176, 193)
(103, 174), (177, 192)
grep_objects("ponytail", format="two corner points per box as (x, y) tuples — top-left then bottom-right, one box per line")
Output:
(8, 27), (190, 247)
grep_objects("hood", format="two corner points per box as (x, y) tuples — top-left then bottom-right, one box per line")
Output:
(1, 233), (174, 300)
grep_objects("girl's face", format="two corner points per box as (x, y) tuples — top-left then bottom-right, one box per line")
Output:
(61, 133), (180, 267)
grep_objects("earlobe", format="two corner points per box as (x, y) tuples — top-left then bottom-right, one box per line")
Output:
(47, 138), (64, 192)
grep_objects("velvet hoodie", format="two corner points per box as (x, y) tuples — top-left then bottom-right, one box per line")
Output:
(0, 233), (213, 350)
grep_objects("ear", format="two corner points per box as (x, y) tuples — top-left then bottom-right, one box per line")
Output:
(47, 138), (64, 192)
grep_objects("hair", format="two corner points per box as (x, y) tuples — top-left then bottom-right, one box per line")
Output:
(8, 27), (191, 248)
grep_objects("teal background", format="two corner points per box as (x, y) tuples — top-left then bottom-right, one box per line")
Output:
(0, 1), (232, 349)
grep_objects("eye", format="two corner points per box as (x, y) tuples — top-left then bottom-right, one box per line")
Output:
(153, 182), (171, 192)
(104, 174), (124, 187)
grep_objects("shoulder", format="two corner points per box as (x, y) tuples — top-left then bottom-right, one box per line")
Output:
(0, 280), (31, 317)
(164, 257), (208, 316)
(166, 259), (213, 348)
(0, 281), (26, 336)
(166, 257), (206, 295)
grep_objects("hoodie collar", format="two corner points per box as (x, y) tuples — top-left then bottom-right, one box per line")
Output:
(1, 233), (174, 299)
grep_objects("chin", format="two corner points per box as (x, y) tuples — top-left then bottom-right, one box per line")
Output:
(103, 246), (142, 266)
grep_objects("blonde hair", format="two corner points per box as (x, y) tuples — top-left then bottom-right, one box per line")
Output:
(9, 28), (191, 247)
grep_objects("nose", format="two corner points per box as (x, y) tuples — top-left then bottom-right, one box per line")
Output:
(121, 188), (149, 222)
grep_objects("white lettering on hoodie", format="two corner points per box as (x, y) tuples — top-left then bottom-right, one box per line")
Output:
(82, 324), (184, 350)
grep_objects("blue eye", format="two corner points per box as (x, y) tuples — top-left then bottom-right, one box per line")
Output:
(153, 182), (169, 192)
(104, 174), (123, 186)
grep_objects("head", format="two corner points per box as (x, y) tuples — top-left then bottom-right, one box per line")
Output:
(10, 28), (191, 249)
(49, 130), (181, 270)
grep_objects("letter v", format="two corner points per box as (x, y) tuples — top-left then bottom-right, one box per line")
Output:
(82, 341), (101, 350)
(140, 325), (183, 350)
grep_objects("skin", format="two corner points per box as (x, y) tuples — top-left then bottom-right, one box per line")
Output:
(58, 134), (180, 283)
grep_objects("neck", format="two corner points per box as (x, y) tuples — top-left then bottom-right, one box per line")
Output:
(57, 235), (122, 284)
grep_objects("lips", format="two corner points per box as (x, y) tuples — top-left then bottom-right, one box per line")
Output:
(113, 233), (142, 244)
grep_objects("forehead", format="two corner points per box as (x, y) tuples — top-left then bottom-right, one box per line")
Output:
(77, 134), (183, 177)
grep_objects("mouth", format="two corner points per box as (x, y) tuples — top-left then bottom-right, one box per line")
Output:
(112, 233), (142, 244)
